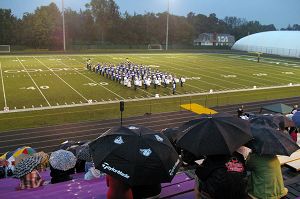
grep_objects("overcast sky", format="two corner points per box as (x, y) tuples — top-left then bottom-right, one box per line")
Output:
(0, 0), (299, 29)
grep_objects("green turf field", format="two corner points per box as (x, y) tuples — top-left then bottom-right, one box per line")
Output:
(0, 53), (300, 131)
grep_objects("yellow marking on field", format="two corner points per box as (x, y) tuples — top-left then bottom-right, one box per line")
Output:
(180, 103), (217, 115)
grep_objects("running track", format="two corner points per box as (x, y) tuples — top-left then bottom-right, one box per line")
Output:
(1, 96), (299, 154)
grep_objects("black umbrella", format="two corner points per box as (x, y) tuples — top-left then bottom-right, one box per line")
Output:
(161, 127), (180, 144)
(247, 126), (299, 156)
(249, 114), (294, 129)
(161, 128), (181, 154)
(176, 113), (252, 157)
(59, 140), (76, 150)
(89, 125), (181, 186)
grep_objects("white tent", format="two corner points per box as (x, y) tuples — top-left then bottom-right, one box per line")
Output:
(232, 31), (300, 58)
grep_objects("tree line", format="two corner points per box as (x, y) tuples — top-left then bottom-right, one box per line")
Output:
(0, 0), (298, 50)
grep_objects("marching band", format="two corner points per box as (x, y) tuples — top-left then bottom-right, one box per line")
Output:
(86, 59), (185, 93)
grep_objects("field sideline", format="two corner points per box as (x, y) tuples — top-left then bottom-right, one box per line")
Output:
(0, 52), (300, 131)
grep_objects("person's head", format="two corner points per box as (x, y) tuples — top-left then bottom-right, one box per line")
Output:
(294, 105), (298, 109)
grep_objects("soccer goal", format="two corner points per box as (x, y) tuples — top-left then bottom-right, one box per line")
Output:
(148, 44), (163, 50)
(0, 45), (10, 53)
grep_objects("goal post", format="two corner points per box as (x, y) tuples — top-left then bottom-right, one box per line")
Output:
(147, 44), (163, 50)
(0, 45), (11, 53)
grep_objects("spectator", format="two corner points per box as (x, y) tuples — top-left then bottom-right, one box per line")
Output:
(106, 175), (133, 199)
(18, 169), (44, 190)
(131, 184), (161, 199)
(289, 127), (298, 142)
(50, 165), (72, 184)
(49, 150), (77, 184)
(0, 158), (8, 178)
(237, 105), (244, 118)
(194, 152), (247, 199)
(291, 105), (298, 114)
(34, 152), (49, 172)
(84, 166), (102, 181)
(13, 156), (44, 190)
(246, 153), (288, 199)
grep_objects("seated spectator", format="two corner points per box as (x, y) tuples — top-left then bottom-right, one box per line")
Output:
(75, 159), (86, 173)
(84, 166), (102, 180)
(0, 158), (8, 178)
(18, 169), (44, 190)
(237, 105), (244, 118)
(291, 105), (298, 114)
(13, 156), (44, 190)
(49, 150), (77, 184)
(246, 153), (288, 199)
(6, 156), (15, 177)
(195, 152), (247, 199)
(33, 151), (49, 172)
(289, 127), (298, 142)
(50, 165), (72, 184)
(106, 175), (133, 199)
(131, 184), (161, 199)
(181, 150), (199, 167)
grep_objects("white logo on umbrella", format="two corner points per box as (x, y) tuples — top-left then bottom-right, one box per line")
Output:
(102, 162), (130, 179)
(114, 136), (124, 144)
(140, 149), (152, 157)
(128, 126), (139, 130)
(169, 159), (180, 176)
(155, 135), (164, 142)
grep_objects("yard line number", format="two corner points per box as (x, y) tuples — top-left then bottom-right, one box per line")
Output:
(20, 86), (49, 90)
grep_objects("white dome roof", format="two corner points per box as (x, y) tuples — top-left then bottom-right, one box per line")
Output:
(232, 31), (300, 58)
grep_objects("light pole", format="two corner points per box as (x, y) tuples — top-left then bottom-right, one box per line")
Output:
(165, 0), (170, 51)
(62, 0), (66, 52)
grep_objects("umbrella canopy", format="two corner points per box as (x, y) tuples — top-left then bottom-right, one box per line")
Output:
(249, 114), (294, 129)
(247, 126), (299, 156)
(176, 113), (252, 157)
(77, 143), (92, 162)
(0, 153), (7, 160)
(161, 127), (180, 145)
(292, 111), (300, 127)
(59, 140), (76, 150)
(49, 150), (77, 171)
(33, 151), (49, 166)
(89, 125), (181, 186)
(15, 154), (30, 166)
(260, 103), (293, 114)
(13, 156), (42, 178)
(13, 146), (36, 158)
(1, 151), (14, 160)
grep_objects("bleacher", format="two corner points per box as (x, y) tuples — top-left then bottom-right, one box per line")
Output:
(1, 97), (300, 199)
(0, 171), (195, 199)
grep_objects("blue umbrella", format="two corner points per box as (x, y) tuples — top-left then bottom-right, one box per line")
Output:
(292, 111), (300, 127)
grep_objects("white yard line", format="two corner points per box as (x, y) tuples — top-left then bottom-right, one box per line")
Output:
(0, 62), (7, 108)
(60, 57), (124, 100)
(175, 55), (269, 86)
(34, 57), (89, 102)
(16, 57), (52, 107)
(1, 83), (300, 114)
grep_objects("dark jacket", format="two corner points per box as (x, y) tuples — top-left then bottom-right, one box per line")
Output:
(131, 184), (161, 199)
(50, 165), (72, 184)
(195, 153), (247, 199)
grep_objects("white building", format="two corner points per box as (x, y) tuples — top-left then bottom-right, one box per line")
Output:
(232, 31), (300, 58)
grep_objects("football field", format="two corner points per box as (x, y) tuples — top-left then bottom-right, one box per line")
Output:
(0, 53), (300, 113)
